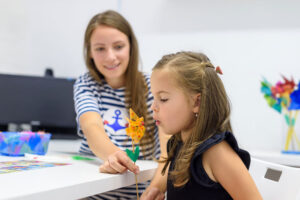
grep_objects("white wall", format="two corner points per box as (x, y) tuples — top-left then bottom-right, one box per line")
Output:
(1, 0), (300, 151)
(0, 0), (118, 77)
(139, 30), (300, 152)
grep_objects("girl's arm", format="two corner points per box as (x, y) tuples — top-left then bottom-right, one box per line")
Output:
(80, 111), (139, 174)
(141, 128), (170, 200)
(203, 141), (263, 200)
(141, 162), (168, 200)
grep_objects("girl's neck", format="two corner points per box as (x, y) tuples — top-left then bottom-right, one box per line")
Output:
(180, 129), (192, 143)
(181, 118), (197, 143)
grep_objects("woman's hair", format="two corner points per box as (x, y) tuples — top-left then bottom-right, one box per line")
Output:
(83, 10), (155, 154)
(154, 51), (232, 187)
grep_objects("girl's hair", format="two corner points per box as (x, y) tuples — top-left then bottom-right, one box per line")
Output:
(83, 10), (155, 155)
(154, 51), (232, 187)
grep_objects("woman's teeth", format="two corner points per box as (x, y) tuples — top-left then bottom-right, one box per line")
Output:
(106, 64), (118, 69)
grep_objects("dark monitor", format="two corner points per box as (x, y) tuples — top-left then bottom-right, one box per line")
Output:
(0, 73), (78, 139)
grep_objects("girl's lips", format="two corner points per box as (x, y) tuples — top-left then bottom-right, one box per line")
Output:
(155, 120), (160, 125)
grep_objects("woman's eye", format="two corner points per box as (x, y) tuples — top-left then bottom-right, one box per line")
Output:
(115, 45), (123, 50)
(95, 47), (105, 51)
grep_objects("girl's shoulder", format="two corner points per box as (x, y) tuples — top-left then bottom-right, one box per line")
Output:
(203, 140), (245, 174)
(190, 132), (250, 186)
(193, 132), (250, 168)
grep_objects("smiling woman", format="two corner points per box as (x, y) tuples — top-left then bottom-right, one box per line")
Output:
(89, 25), (130, 88)
(73, 10), (165, 200)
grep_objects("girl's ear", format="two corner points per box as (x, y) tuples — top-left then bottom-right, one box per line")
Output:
(193, 93), (201, 113)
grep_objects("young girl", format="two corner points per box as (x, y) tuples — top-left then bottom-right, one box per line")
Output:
(73, 10), (167, 199)
(146, 51), (262, 199)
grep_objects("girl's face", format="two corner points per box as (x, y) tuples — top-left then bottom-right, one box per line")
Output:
(151, 68), (199, 140)
(90, 25), (130, 88)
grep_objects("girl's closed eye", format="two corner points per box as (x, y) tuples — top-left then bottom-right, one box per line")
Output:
(160, 98), (168, 102)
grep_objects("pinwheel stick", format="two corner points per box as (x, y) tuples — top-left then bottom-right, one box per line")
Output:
(132, 142), (139, 200)
(125, 108), (145, 200)
(284, 110), (300, 151)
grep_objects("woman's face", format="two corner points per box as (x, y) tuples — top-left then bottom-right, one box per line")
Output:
(90, 25), (130, 88)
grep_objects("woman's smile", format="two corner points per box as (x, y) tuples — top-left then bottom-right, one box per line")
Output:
(104, 63), (120, 70)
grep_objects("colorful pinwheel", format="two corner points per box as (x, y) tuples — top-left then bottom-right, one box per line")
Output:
(261, 76), (300, 153)
(126, 108), (145, 144)
(125, 108), (145, 200)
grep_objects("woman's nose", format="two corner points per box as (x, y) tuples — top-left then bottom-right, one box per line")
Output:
(106, 48), (117, 61)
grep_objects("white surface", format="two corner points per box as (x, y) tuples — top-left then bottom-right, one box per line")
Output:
(0, 140), (158, 200)
(47, 139), (82, 154)
(249, 157), (300, 200)
(250, 150), (300, 167)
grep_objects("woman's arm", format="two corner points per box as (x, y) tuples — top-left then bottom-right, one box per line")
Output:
(203, 141), (263, 200)
(80, 111), (139, 174)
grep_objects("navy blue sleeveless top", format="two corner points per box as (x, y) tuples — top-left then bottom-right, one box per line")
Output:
(167, 131), (250, 200)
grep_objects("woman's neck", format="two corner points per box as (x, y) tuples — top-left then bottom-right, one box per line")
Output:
(106, 77), (126, 89)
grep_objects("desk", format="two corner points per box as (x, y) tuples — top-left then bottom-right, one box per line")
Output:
(0, 140), (158, 200)
(250, 150), (300, 167)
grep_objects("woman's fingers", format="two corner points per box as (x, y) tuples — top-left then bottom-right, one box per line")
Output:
(117, 152), (140, 174)
(108, 156), (127, 173)
(99, 150), (140, 174)
(99, 161), (118, 173)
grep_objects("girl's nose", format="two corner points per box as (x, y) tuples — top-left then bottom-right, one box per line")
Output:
(151, 101), (157, 112)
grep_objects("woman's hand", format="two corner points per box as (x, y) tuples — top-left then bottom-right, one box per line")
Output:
(99, 150), (140, 174)
(141, 187), (165, 200)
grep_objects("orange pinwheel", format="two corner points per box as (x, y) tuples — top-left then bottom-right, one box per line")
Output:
(126, 108), (145, 143)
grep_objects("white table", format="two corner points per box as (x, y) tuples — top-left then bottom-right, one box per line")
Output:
(250, 150), (300, 167)
(0, 140), (158, 200)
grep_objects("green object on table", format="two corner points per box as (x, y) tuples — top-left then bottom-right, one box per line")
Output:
(72, 155), (94, 160)
(126, 145), (140, 162)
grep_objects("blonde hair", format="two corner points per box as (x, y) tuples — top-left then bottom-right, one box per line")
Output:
(154, 51), (232, 187)
(83, 10), (155, 155)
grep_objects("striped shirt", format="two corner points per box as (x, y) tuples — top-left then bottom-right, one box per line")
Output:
(73, 72), (160, 200)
